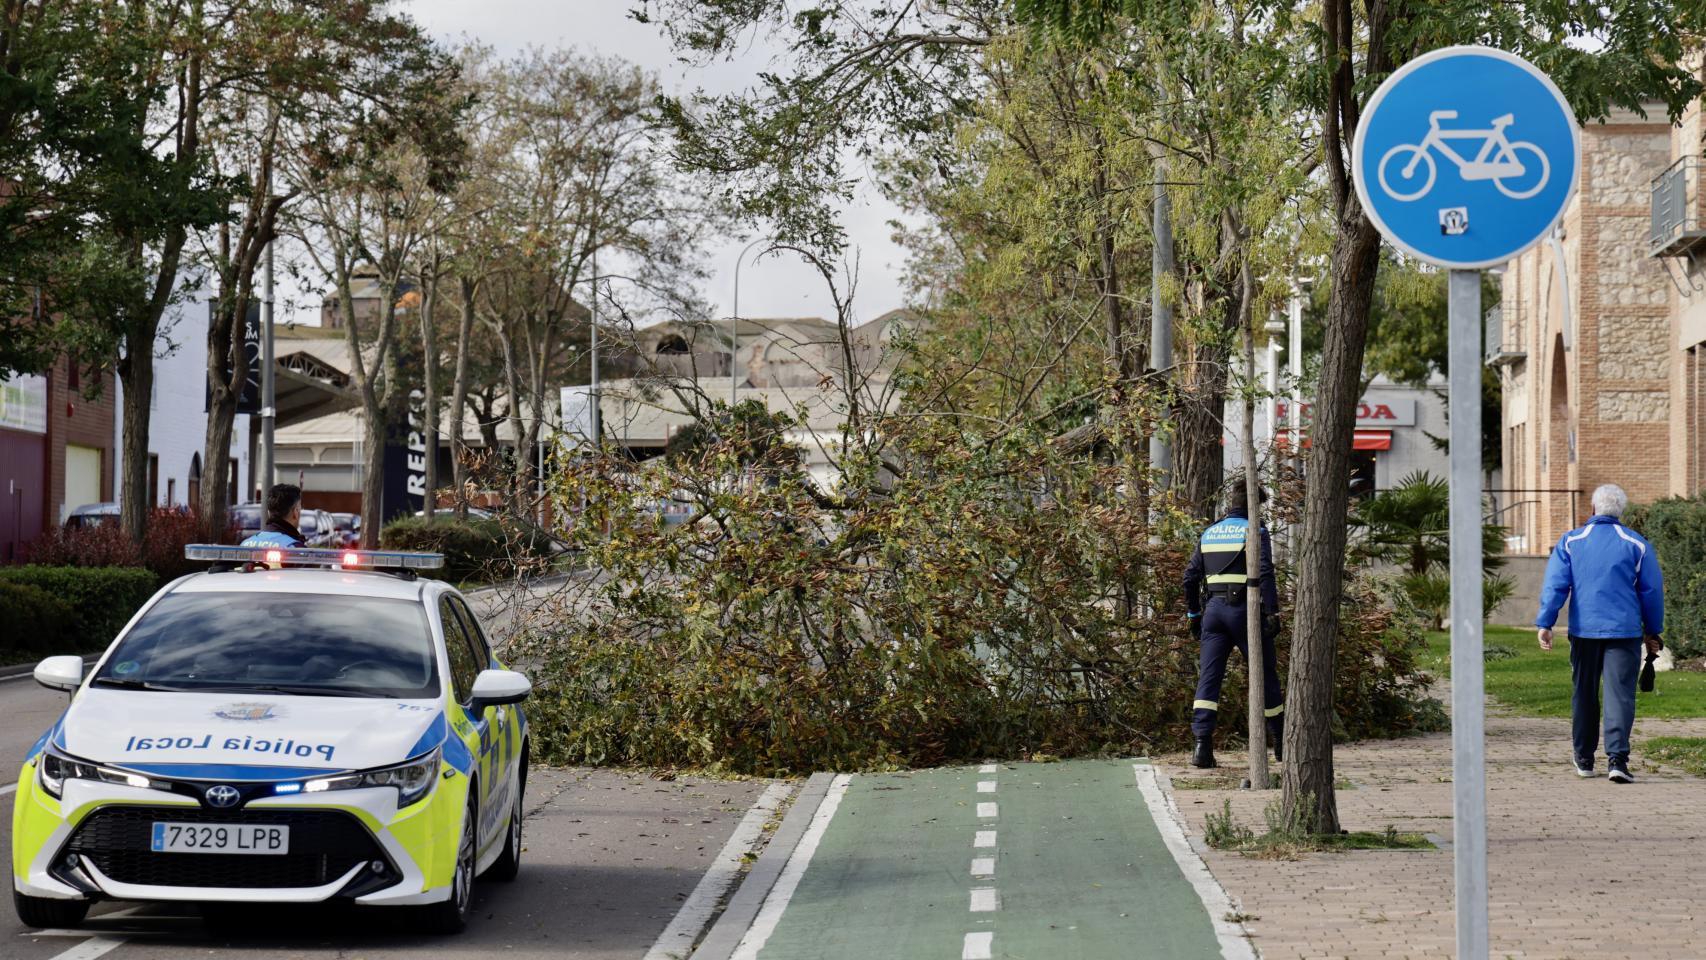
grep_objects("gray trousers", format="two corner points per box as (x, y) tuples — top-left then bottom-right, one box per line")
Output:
(1569, 636), (1641, 761)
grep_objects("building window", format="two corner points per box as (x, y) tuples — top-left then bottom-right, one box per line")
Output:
(148, 454), (159, 506)
(187, 453), (202, 509)
(229, 458), (239, 505)
(166, 477), (175, 506)
(657, 335), (690, 355)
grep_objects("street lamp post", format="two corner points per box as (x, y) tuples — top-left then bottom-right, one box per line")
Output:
(730, 238), (770, 408)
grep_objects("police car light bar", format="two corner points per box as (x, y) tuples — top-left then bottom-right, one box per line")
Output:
(184, 544), (444, 570)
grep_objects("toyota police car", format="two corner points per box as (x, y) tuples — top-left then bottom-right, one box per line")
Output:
(11, 545), (531, 934)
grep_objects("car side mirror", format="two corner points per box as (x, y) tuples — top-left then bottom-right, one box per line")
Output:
(469, 669), (531, 715)
(34, 655), (83, 693)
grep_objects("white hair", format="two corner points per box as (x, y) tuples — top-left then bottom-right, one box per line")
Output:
(1591, 483), (1629, 518)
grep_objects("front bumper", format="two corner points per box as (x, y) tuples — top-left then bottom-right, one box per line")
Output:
(11, 760), (469, 906)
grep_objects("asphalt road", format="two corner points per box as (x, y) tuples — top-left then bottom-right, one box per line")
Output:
(0, 577), (777, 959)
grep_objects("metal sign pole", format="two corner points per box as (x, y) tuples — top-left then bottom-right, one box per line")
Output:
(1447, 268), (1487, 959)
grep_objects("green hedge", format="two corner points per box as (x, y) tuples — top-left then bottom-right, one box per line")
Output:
(1627, 497), (1706, 659)
(0, 566), (160, 659)
(379, 516), (554, 584)
(0, 581), (77, 658)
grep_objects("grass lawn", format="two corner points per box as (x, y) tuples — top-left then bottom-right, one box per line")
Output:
(1422, 625), (1706, 719)
(1644, 737), (1706, 777)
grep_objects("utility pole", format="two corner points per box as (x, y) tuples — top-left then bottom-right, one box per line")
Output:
(1149, 174), (1175, 487)
(259, 238), (275, 496)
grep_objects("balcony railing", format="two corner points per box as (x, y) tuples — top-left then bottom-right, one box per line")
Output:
(1651, 156), (1706, 257)
(1484, 304), (1525, 366)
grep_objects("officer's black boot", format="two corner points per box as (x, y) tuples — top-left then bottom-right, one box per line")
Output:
(1191, 736), (1216, 769)
(1268, 717), (1284, 763)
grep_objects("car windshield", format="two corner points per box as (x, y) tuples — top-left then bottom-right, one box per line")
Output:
(91, 592), (439, 699)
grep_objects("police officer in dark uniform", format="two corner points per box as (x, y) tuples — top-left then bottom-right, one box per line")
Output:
(240, 483), (307, 549)
(1181, 482), (1283, 769)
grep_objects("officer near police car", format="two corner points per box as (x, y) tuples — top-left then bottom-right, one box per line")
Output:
(1181, 480), (1284, 769)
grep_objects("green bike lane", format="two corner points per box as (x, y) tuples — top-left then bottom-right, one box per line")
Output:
(731, 759), (1245, 960)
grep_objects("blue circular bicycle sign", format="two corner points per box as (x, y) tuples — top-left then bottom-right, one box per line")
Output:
(1353, 46), (1580, 269)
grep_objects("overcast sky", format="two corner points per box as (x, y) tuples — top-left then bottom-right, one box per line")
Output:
(375, 0), (915, 328)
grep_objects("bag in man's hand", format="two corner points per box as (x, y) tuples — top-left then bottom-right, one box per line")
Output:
(1641, 634), (1663, 693)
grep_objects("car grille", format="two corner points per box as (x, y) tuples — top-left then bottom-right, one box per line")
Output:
(66, 806), (387, 890)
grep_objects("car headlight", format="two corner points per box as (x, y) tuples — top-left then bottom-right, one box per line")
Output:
(302, 747), (441, 807)
(38, 748), (164, 799)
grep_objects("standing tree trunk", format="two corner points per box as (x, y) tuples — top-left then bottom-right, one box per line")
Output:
(450, 276), (478, 521)
(1238, 263), (1268, 788)
(418, 256), (440, 519)
(117, 340), (155, 543)
(1282, 207), (1383, 832)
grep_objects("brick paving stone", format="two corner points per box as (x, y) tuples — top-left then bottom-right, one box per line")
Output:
(1163, 700), (1706, 960)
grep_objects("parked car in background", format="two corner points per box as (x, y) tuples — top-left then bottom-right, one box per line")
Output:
(297, 508), (338, 547)
(231, 501), (265, 542)
(63, 503), (120, 530)
(330, 512), (361, 547)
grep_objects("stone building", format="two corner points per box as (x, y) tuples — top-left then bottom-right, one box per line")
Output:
(1656, 57), (1706, 497)
(1493, 104), (1674, 553)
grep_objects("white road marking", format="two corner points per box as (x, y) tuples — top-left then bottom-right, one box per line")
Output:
(976, 780), (996, 793)
(969, 887), (1000, 912)
(978, 764), (997, 773)
(45, 936), (127, 960)
(0, 782), (16, 797)
(962, 931), (994, 960)
(731, 773), (852, 960)
(1132, 763), (1259, 960)
(644, 781), (793, 960)
(970, 856), (995, 877)
(974, 830), (996, 848)
(976, 801), (997, 818)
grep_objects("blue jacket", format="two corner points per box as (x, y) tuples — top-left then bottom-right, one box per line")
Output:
(1535, 515), (1664, 639)
(240, 519), (305, 550)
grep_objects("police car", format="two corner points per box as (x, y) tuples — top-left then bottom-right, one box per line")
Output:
(11, 545), (532, 934)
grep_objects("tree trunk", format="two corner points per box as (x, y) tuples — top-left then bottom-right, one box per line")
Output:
(1239, 264), (1268, 788)
(360, 386), (386, 548)
(1281, 203), (1383, 834)
(450, 277), (477, 521)
(419, 268), (439, 519)
(117, 338), (154, 543)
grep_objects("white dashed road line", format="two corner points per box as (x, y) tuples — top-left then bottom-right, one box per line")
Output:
(973, 830), (996, 848)
(976, 802), (997, 818)
(45, 936), (127, 960)
(962, 931), (994, 959)
(969, 857), (995, 877)
(978, 764), (997, 773)
(0, 782), (17, 797)
(975, 780), (996, 793)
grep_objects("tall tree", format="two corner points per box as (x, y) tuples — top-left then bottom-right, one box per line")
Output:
(1021, 0), (1706, 831)
(195, 0), (460, 532)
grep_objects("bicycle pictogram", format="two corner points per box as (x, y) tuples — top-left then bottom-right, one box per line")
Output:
(1377, 110), (1550, 202)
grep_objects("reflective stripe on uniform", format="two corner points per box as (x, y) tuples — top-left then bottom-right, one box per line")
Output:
(1193, 699), (1218, 711)
(1264, 704), (1285, 718)
(1205, 573), (1245, 585)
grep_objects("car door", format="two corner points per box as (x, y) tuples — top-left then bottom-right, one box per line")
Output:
(449, 596), (516, 851)
(438, 596), (498, 853)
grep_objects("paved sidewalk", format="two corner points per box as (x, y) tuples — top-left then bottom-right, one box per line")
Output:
(1164, 708), (1706, 960)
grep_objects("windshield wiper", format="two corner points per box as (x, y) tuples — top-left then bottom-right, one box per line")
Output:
(204, 683), (391, 699)
(90, 678), (186, 692)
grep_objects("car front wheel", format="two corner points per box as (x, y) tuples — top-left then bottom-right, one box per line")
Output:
(14, 890), (90, 929)
(421, 798), (476, 934)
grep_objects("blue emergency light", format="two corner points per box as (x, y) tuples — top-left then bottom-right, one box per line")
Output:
(183, 544), (445, 570)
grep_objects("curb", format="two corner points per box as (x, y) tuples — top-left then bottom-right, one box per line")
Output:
(691, 771), (836, 960)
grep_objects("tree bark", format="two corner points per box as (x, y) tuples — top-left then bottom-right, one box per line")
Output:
(1239, 262), (1268, 788)
(450, 276), (477, 521)
(1281, 203), (1382, 833)
(117, 339), (154, 543)
(418, 258), (440, 519)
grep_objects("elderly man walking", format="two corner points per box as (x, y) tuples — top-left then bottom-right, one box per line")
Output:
(1535, 484), (1664, 784)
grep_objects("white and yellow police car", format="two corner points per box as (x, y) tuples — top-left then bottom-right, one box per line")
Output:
(11, 545), (531, 934)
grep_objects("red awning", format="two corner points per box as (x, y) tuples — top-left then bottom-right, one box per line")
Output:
(1274, 429), (1391, 451)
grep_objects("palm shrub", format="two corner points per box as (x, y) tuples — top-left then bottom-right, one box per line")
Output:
(1351, 471), (1513, 628)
